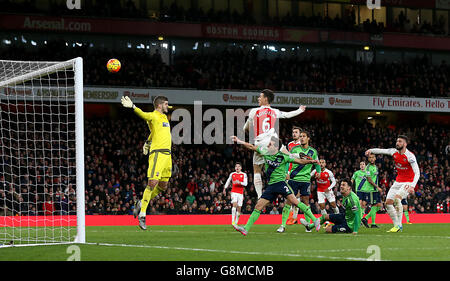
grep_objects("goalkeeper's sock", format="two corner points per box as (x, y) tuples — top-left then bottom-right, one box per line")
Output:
(281, 204), (291, 227)
(149, 185), (164, 200)
(244, 209), (261, 232)
(297, 202), (316, 222)
(140, 185), (164, 217)
(404, 209), (410, 223)
(139, 186), (152, 217)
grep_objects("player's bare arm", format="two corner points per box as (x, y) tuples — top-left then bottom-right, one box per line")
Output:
(230, 136), (257, 151)
(294, 158), (319, 166)
(367, 176), (382, 192)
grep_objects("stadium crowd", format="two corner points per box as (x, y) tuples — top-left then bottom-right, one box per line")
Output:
(1, 42), (448, 98)
(2, 0), (447, 35)
(3, 111), (448, 217)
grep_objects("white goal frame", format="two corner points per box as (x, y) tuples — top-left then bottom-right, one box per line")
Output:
(0, 57), (85, 246)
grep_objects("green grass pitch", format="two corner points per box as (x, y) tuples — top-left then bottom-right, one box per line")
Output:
(1, 224), (449, 261)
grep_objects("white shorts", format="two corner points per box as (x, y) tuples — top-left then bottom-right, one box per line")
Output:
(387, 181), (413, 201)
(231, 192), (244, 207)
(253, 130), (278, 166)
(253, 152), (265, 165)
(317, 190), (336, 204)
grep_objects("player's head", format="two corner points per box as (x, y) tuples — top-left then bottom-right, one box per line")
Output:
(359, 161), (366, 170)
(235, 162), (242, 173)
(258, 89), (274, 106)
(319, 159), (326, 169)
(299, 130), (310, 146)
(367, 153), (376, 164)
(267, 135), (280, 155)
(340, 179), (352, 196)
(396, 135), (408, 151)
(153, 95), (169, 113)
(292, 126), (301, 140)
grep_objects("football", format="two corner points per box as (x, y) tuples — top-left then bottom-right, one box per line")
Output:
(107, 58), (121, 73)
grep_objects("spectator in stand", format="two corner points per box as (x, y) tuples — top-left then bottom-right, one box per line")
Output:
(43, 195), (54, 216)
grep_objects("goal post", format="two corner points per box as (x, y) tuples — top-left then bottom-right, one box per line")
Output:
(0, 57), (85, 246)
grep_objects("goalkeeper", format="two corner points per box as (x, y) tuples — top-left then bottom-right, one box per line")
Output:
(121, 95), (172, 230)
(300, 179), (361, 235)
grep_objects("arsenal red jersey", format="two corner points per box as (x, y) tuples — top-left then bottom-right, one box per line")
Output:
(312, 169), (336, 192)
(225, 172), (248, 194)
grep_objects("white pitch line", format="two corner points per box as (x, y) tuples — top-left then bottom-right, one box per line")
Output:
(88, 229), (450, 240)
(85, 242), (371, 261)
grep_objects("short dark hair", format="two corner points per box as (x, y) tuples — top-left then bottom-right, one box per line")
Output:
(261, 89), (274, 103)
(292, 126), (302, 132)
(341, 178), (352, 188)
(235, 162), (242, 167)
(300, 130), (311, 138)
(398, 135), (409, 143)
(153, 95), (168, 108)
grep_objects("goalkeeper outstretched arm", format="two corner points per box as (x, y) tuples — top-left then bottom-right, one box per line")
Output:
(121, 96), (152, 155)
(121, 96), (154, 121)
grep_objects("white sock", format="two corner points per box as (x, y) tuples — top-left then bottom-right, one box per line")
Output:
(321, 209), (327, 216)
(235, 211), (240, 224)
(333, 207), (340, 214)
(386, 204), (398, 227)
(395, 198), (403, 227)
(231, 207), (236, 224)
(292, 200), (300, 219)
(254, 173), (263, 199)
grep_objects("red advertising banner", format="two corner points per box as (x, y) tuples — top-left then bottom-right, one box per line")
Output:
(350, 0), (435, 8)
(1, 14), (450, 51)
(202, 23), (282, 41)
(1, 214), (450, 227)
(0, 14), (202, 37)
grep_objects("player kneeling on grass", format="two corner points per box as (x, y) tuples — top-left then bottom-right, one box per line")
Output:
(230, 135), (321, 236)
(301, 179), (361, 235)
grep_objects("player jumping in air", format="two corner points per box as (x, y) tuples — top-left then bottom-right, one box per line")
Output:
(285, 129), (320, 229)
(310, 158), (339, 216)
(243, 89), (306, 200)
(361, 153), (383, 228)
(230, 135), (320, 236)
(301, 179), (361, 235)
(223, 162), (248, 226)
(365, 135), (419, 233)
(121, 95), (172, 230)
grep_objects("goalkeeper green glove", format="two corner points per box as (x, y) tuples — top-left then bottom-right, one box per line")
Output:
(121, 96), (135, 109)
(143, 141), (151, 155)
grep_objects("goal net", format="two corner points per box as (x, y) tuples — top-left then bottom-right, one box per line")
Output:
(0, 58), (85, 247)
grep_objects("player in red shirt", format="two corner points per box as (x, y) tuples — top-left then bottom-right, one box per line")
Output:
(223, 162), (248, 226)
(243, 89), (306, 200)
(311, 159), (340, 216)
(365, 135), (419, 233)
